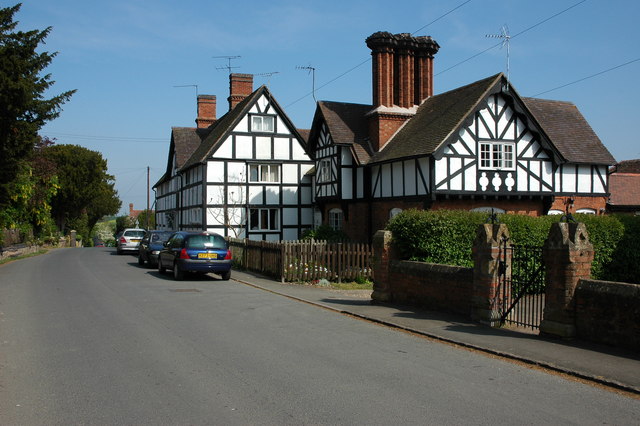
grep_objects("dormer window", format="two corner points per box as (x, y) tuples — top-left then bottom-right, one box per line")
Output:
(479, 142), (515, 170)
(251, 115), (275, 132)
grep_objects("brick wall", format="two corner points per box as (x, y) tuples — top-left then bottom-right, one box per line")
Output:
(389, 260), (473, 315)
(575, 279), (640, 351)
(550, 195), (607, 214)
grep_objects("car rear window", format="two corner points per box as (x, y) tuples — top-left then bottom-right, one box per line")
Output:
(185, 234), (226, 249)
(124, 230), (145, 237)
(151, 232), (172, 242)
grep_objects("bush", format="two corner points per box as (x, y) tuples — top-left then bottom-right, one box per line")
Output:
(302, 225), (349, 242)
(387, 209), (637, 283)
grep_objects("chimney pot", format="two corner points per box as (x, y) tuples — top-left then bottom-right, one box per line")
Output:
(196, 95), (216, 128)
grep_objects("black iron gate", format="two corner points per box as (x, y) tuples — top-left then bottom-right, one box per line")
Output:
(498, 238), (546, 330)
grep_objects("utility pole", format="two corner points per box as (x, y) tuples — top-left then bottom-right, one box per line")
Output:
(146, 166), (150, 230)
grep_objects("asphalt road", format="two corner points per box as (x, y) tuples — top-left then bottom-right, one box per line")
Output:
(1, 247), (639, 425)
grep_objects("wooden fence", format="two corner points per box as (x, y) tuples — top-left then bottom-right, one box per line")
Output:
(227, 238), (373, 283)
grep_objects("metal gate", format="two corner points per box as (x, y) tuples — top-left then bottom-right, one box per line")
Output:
(498, 238), (546, 330)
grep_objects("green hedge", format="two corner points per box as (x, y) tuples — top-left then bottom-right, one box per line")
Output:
(386, 209), (638, 283)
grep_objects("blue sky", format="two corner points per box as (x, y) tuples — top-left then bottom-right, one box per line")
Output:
(16, 0), (640, 215)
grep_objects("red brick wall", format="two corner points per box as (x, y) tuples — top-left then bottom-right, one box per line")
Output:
(389, 260), (473, 315)
(550, 196), (607, 215)
(575, 279), (640, 351)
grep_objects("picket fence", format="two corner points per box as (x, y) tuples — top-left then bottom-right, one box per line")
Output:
(227, 238), (374, 283)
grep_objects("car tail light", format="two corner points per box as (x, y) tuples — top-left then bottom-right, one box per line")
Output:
(119, 237), (126, 243)
(224, 249), (232, 260)
(179, 248), (190, 259)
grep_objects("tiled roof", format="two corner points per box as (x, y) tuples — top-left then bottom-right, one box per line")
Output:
(522, 97), (615, 165)
(180, 89), (258, 171)
(172, 127), (208, 168)
(316, 101), (374, 164)
(180, 85), (306, 171)
(370, 74), (501, 163)
(367, 73), (615, 166)
(608, 173), (640, 207)
(612, 159), (640, 174)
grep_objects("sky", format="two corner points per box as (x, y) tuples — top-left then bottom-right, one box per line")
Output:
(15, 0), (640, 215)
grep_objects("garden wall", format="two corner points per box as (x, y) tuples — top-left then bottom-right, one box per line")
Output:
(388, 260), (473, 316)
(575, 279), (640, 351)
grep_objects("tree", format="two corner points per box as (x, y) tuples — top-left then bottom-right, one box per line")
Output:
(0, 4), (75, 211)
(44, 144), (121, 232)
(136, 209), (155, 230)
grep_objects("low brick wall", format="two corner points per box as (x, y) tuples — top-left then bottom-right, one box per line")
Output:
(388, 260), (473, 316)
(575, 279), (640, 351)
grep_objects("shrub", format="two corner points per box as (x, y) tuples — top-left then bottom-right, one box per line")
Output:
(302, 225), (349, 242)
(386, 209), (636, 283)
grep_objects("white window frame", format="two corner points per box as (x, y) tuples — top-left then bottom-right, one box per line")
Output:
(328, 208), (343, 231)
(249, 164), (280, 183)
(250, 208), (279, 230)
(479, 141), (515, 171)
(251, 115), (275, 133)
(317, 159), (331, 183)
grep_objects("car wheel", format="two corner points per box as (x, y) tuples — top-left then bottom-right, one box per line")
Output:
(221, 270), (231, 281)
(138, 255), (144, 265)
(117, 248), (122, 255)
(173, 263), (184, 281)
(158, 258), (165, 274)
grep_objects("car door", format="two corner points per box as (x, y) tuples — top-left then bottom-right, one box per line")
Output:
(167, 234), (184, 266)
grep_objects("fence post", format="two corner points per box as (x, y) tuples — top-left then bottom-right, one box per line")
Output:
(539, 222), (594, 338)
(371, 230), (395, 303)
(471, 223), (509, 326)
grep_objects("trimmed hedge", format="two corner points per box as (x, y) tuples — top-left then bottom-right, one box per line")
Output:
(386, 209), (638, 284)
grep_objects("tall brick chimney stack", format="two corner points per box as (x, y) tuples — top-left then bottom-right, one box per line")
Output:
(365, 32), (439, 151)
(196, 95), (216, 128)
(228, 73), (254, 110)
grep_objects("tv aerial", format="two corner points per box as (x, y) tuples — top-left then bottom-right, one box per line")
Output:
(297, 65), (317, 102)
(213, 55), (241, 74)
(255, 72), (280, 89)
(486, 25), (511, 90)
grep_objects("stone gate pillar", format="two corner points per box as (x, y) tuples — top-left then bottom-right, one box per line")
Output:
(540, 222), (594, 338)
(371, 230), (396, 303)
(471, 223), (510, 326)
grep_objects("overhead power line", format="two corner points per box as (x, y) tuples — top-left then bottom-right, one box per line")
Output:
(45, 132), (165, 143)
(286, 0), (474, 108)
(436, 0), (587, 76)
(532, 57), (640, 97)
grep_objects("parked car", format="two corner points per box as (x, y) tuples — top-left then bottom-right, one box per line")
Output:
(137, 230), (173, 267)
(157, 231), (232, 281)
(116, 228), (146, 255)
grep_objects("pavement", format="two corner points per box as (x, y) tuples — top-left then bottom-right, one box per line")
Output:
(231, 269), (640, 396)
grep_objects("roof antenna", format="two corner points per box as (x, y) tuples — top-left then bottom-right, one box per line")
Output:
(173, 84), (199, 116)
(486, 25), (511, 90)
(296, 65), (317, 102)
(255, 71), (280, 90)
(213, 55), (241, 74)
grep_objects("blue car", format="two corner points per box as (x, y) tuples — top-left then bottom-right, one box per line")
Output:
(157, 231), (232, 281)
(138, 230), (173, 267)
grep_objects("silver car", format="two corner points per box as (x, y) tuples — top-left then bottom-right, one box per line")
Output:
(116, 228), (146, 255)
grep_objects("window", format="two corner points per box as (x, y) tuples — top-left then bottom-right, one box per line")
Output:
(328, 208), (343, 231)
(251, 115), (275, 132)
(479, 142), (515, 170)
(576, 208), (596, 215)
(250, 208), (279, 230)
(389, 208), (403, 219)
(317, 159), (331, 183)
(249, 164), (280, 182)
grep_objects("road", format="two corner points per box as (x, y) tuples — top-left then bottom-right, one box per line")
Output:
(1, 247), (638, 425)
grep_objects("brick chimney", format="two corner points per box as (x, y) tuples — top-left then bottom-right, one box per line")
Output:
(366, 32), (439, 151)
(228, 73), (254, 110)
(196, 95), (216, 128)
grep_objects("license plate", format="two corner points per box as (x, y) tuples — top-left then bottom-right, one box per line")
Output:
(198, 253), (218, 259)
(131, 239), (141, 242)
